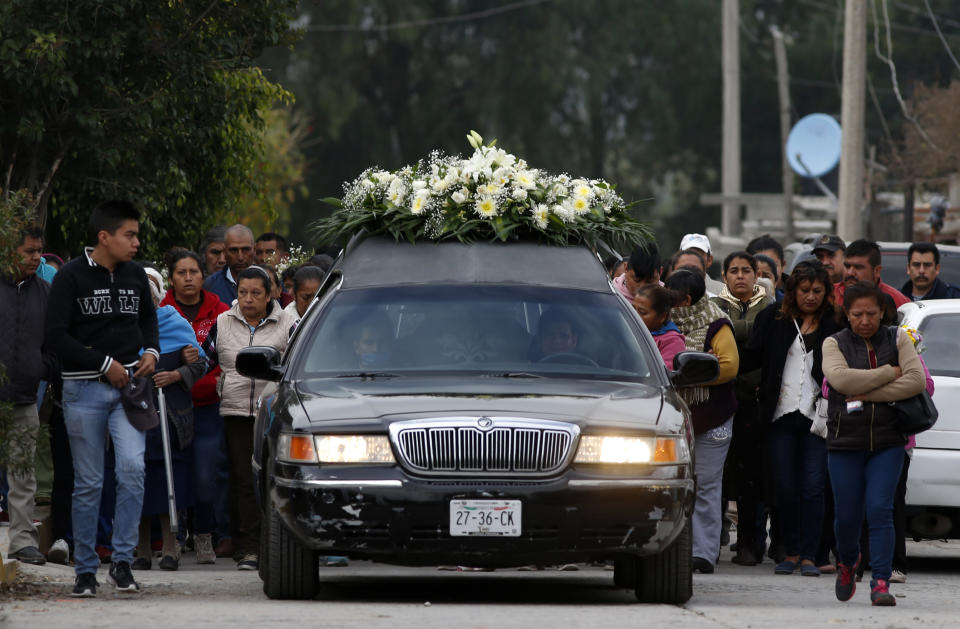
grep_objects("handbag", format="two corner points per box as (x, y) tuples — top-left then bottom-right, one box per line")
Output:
(892, 390), (938, 436)
(791, 319), (828, 438)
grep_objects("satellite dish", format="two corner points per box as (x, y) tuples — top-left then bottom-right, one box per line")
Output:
(786, 114), (842, 178)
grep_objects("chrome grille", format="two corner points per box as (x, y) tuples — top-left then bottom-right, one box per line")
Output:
(391, 418), (578, 477)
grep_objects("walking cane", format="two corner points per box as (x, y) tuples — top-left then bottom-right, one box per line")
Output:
(157, 386), (179, 534)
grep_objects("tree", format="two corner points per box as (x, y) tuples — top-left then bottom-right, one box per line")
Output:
(0, 0), (300, 259)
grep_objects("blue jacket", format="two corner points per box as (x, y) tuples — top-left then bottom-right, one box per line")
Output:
(203, 268), (236, 306)
(901, 276), (960, 301)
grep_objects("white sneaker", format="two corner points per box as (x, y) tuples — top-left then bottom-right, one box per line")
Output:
(889, 569), (907, 583)
(47, 539), (70, 564)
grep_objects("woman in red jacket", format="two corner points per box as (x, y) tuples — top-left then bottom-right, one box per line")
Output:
(160, 249), (229, 564)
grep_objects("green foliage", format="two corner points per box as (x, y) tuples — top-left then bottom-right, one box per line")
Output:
(231, 107), (310, 236)
(266, 0), (960, 250)
(310, 132), (652, 252)
(0, 0), (300, 259)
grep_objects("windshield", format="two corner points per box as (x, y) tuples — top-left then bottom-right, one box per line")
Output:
(919, 313), (960, 378)
(291, 285), (656, 381)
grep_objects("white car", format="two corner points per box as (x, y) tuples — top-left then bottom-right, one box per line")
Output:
(899, 299), (960, 540)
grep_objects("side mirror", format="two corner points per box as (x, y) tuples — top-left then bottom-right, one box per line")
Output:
(670, 351), (719, 387)
(236, 347), (284, 381)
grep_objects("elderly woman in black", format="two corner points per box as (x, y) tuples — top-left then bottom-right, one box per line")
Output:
(822, 281), (925, 607)
(742, 261), (841, 575)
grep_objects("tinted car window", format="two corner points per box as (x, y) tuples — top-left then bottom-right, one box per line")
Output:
(292, 285), (655, 380)
(918, 314), (960, 377)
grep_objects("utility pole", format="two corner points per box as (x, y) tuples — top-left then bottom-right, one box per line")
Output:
(838, 0), (867, 240)
(771, 25), (795, 241)
(722, 0), (741, 237)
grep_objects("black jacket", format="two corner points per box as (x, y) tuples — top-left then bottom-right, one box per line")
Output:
(44, 248), (159, 380)
(742, 303), (842, 425)
(0, 273), (55, 404)
(900, 276), (960, 300)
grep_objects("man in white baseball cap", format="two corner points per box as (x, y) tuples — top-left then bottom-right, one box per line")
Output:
(679, 233), (725, 296)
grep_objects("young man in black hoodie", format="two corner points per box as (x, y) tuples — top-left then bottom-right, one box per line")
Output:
(44, 201), (159, 598)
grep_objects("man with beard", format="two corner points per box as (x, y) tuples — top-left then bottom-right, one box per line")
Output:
(901, 242), (960, 300)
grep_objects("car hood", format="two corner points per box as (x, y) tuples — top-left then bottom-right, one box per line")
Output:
(294, 376), (665, 431)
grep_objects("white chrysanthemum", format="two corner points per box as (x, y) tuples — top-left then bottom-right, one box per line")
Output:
(514, 169), (537, 190)
(570, 195), (591, 215)
(478, 182), (502, 196)
(533, 203), (550, 229)
(511, 187), (528, 202)
(474, 195), (499, 218)
(410, 191), (430, 215)
(552, 203), (574, 222)
(411, 179), (427, 192)
(572, 180), (593, 199)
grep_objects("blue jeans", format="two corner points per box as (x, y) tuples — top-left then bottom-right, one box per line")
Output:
(828, 446), (904, 581)
(768, 411), (827, 562)
(192, 403), (226, 535)
(62, 380), (145, 574)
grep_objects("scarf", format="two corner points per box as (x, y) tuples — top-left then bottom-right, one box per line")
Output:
(671, 297), (730, 406)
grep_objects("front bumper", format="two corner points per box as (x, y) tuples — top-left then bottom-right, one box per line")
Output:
(265, 463), (694, 567)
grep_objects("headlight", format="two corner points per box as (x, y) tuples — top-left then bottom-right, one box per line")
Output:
(574, 435), (689, 465)
(314, 435), (396, 464)
(277, 434), (396, 464)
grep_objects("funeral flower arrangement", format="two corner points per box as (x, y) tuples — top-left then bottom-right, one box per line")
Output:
(311, 131), (650, 250)
(899, 325), (926, 354)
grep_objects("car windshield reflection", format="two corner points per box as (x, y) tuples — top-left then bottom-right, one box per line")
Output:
(293, 285), (654, 381)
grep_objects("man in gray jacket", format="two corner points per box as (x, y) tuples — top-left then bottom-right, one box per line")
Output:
(1, 223), (53, 565)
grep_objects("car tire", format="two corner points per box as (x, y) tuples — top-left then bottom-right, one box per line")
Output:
(262, 505), (319, 600)
(634, 520), (692, 605)
(258, 505), (268, 581)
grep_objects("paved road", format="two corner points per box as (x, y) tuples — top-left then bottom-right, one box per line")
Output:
(2, 538), (958, 628)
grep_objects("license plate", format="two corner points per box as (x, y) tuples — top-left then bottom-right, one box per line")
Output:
(449, 499), (521, 537)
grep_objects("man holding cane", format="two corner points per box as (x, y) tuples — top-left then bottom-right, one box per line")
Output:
(45, 201), (159, 598)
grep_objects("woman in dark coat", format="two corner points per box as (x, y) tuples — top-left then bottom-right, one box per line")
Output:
(742, 261), (841, 576)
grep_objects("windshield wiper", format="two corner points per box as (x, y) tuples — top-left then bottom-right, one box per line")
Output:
(332, 372), (399, 379)
(485, 372), (544, 379)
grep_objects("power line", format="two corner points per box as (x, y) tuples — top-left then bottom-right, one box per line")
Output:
(797, 0), (960, 40)
(923, 0), (960, 73)
(871, 0), (941, 150)
(305, 0), (553, 32)
(897, 0), (960, 30)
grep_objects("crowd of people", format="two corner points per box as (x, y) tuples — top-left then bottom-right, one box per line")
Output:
(1, 200), (956, 606)
(0, 202), (338, 597)
(606, 230), (953, 607)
